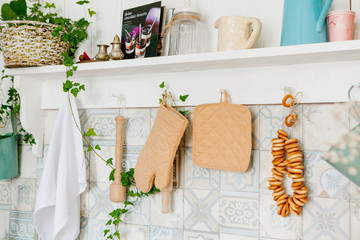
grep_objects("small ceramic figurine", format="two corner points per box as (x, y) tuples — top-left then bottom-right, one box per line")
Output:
(109, 35), (124, 60)
(94, 44), (110, 61)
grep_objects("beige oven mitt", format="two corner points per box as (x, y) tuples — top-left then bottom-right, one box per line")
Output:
(134, 103), (188, 202)
(193, 90), (252, 172)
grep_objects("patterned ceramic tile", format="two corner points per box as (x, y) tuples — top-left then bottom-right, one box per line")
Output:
(76, 218), (88, 240)
(89, 146), (114, 183)
(122, 187), (150, 225)
(116, 224), (149, 240)
(303, 104), (349, 151)
(259, 105), (302, 151)
(303, 197), (350, 240)
(221, 150), (259, 192)
(149, 226), (183, 240)
(183, 230), (219, 240)
(122, 146), (142, 171)
(88, 182), (122, 221)
(0, 209), (9, 240)
(220, 233), (257, 240)
(88, 183), (149, 225)
(184, 189), (220, 232)
(18, 146), (37, 179)
(87, 219), (113, 240)
(259, 193), (302, 240)
(0, 180), (11, 205)
(10, 178), (36, 212)
(350, 200), (360, 240)
(350, 182), (360, 199)
(44, 110), (58, 145)
(219, 191), (259, 236)
(184, 148), (220, 190)
(9, 211), (35, 240)
(249, 105), (260, 150)
(149, 189), (183, 228)
(304, 151), (350, 199)
(123, 108), (151, 146)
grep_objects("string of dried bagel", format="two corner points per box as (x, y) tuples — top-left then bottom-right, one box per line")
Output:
(267, 92), (309, 217)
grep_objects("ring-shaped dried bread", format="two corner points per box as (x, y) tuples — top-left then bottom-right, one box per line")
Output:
(285, 114), (297, 127)
(269, 130), (308, 218)
(282, 94), (295, 107)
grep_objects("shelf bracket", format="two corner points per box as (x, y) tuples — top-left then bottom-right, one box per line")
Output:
(14, 76), (44, 157)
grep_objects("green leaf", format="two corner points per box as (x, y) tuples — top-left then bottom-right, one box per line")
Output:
(9, 0), (27, 17)
(179, 94), (189, 102)
(79, 84), (85, 91)
(45, 2), (55, 9)
(159, 81), (165, 89)
(1, 4), (17, 20)
(109, 169), (115, 181)
(105, 220), (112, 226)
(159, 98), (162, 104)
(85, 128), (97, 137)
(66, 69), (74, 78)
(70, 88), (79, 97)
(106, 158), (113, 166)
(104, 229), (110, 236)
(88, 9), (96, 18)
(95, 145), (101, 150)
(87, 146), (93, 152)
(179, 110), (188, 116)
(76, 0), (90, 5)
(63, 80), (73, 92)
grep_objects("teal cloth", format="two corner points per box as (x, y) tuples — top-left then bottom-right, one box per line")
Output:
(323, 124), (360, 187)
(0, 117), (18, 180)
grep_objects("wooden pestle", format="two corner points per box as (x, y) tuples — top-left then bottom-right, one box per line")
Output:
(110, 116), (127, 202)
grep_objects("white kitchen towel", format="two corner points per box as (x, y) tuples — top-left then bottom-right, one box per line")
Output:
(34, 95), (86, 240)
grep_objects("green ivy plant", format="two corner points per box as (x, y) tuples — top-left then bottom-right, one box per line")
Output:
(0, 71), (35, 145)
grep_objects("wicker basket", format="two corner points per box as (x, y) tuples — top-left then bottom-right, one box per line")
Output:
(0, 20), (69, 68)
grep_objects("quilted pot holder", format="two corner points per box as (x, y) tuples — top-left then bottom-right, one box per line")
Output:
(193, 90), (252, 172)
(134, 103), (188, 193)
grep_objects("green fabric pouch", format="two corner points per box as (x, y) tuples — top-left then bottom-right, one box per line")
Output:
(0, 117), (18, 180)
(323, 124), (360, 187)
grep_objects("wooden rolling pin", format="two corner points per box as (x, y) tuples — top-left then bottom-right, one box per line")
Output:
(110, 116), (126, 202)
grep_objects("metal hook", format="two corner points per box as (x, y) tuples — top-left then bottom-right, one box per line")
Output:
(112, 94), (126, 115)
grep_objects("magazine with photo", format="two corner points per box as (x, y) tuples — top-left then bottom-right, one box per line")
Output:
(122, 1), (162, 59)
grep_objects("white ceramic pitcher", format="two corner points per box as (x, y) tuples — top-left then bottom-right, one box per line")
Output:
(214, 16), (262, 51)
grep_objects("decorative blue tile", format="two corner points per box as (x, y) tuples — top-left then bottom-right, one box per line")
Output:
(0, 180), (11, 205)
(351, 200), (360, 239)
(304, 151), (350, 199)
(221, 150), (259, 192)
(87, 219), (113, 240)
(9, 211), (35, 240)
(303, 197), (350, 240)
(183, 230), (219, 240)
(150, 226), (183, 240)
(0, 209), (9, 239)
(259, 105), (302, 151)
(184, 148), (220, 190)
(122, 146), (142, 171)
(10, 178), (36, 212)
(248, 106), (260, 150)
(219, 192), (259, 237)
(184, 189), (219, 232)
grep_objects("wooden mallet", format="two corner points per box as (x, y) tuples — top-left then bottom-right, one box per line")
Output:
(110, 116), (127, 202)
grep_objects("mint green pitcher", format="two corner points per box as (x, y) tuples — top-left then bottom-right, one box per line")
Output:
(0, 117), (18, 180)
(281, 0), (333, 46)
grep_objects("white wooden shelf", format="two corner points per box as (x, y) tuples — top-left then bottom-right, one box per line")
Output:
(6, 40), (360, 79)
(6, 40), (360, 157)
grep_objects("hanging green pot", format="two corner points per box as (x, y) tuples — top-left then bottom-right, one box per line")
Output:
(0, 118), (18, 180)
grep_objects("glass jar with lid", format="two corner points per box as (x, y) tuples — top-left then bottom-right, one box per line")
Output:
(168, 0), (206, 55)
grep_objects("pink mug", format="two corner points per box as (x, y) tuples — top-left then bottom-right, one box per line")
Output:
(327, 10), (356, 42)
